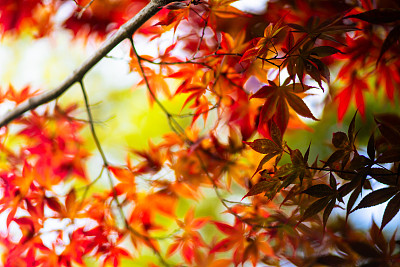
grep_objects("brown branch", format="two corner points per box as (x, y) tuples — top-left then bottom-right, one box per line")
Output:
(0, 0), (183, 128)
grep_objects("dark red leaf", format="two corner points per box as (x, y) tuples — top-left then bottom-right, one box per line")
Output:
(252, 151), (280, 178)
(377, 25), (400, 64)
(323, 149), (347, 168)
(348, 111), (357, 144)
(346, 9), (400, 24)
(353, 187), (398, 212)
(46, 197), (64, 214)
(367, 133), (375, 160)
(270, 122), (282, 147)
(244, 139), (281, 154)
(299, 196), (331, 223)
(284, 92), (318, 120)
(332, 132), (349, 149)
(376, 148), (400, 163)
(310, 46), (343, 57)
(323, 199), (336, 229)
(347, 241), (381, 258)
(303, 184), (335, 198)
(242, 180), (276, 199)
(381, 192), (400, 230)
(316, 255), (348, 266)
(370, 168), (398, 186)
(346, 184), (362, 219)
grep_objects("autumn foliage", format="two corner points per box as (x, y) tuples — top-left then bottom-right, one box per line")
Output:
(1, 0), (400, 266)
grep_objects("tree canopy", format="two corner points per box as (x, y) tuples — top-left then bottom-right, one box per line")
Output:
(0, 0), (400, 266)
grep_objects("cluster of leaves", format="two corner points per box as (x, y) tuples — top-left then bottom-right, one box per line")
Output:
(0, 0), (400, 266)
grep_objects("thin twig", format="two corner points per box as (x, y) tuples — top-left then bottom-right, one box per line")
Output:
(79, 80), (171, 267)
(0, 0), (184, 128)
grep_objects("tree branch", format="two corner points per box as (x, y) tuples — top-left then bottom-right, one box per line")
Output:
(0, 0), (182, 128)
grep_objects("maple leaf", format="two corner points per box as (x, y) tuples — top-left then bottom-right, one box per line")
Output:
(211, 219), (273, 266)
(109, 166), (137, 201)
(250, 79), (318, 137)
(5, 85), (39, 104)
(0, 0), (42, 34)
(167, 208), (208, 264)
(240, 19), (285, 62)
(335, 73), (369, 121)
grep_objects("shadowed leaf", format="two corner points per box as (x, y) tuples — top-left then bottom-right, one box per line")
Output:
(303, 184), (335, 198)
(377, 25), (400, 64)
(381, 192), (400, 230)
(352, 187), (398, 212)
(299, 196), (331, 223)
(346, 9), (400, 24)
(323, 199), (336, 229)
(347, 241), (381, 258)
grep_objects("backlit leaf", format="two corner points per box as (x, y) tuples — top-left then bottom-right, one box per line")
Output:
(251, 151), (280, 178)
(244, 139), (280, 154)
(284, 92), (318, 120)
(242, 179), (280, 199)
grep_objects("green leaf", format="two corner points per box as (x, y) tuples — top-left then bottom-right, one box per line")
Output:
(290, 149), (304, 166)
(275, 163), (294, 179)
(352, 187), (398, 212)
(244, 139), (280, 154)
(280, 171), (298, 189)
(381, 192), (400, 230)
(303, 184), (334, 198)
